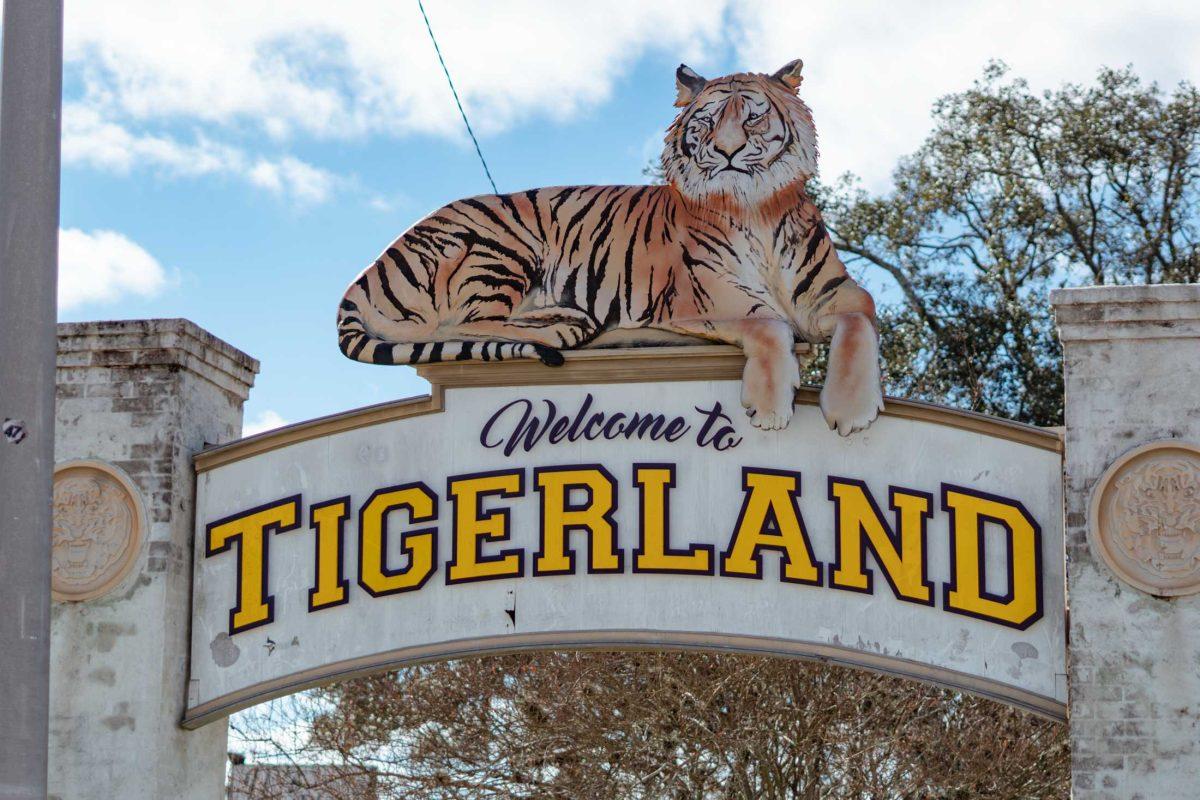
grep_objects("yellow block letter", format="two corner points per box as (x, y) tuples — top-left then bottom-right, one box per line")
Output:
(446, 470), (524, 584)
(720, 469), (820, 584)
(632, 464), (712, 574)
(828, 478), (932, 604)
(358, 483), (438, 597)
(307, 497), (350, 611)
(205, 495), (300, 635)
(943, 484), (1043, 629)
(533, 465), (622, 575)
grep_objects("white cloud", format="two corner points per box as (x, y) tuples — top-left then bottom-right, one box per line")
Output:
(247, 156), (337, 204)
(730, 0), (1200, 188)
(61, 104), (239, 176)
(365, 191), (418, 215)
(64, 1), (728, 140)
(367, 196), (395, 212)
(63, 1), (730, 204)
(58, 228), (169, 311)
(61, 1), (1200, 195)
(63, 103), (340, 204)
(242, 410), (289, 437)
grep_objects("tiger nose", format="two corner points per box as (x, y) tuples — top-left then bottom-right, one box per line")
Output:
(713, 126), (748, 160)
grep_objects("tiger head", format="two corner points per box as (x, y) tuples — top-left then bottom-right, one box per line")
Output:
(663, 60), (817, 208)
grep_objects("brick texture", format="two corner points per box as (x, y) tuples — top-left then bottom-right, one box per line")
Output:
(48, 320), (257, 800)
(1054, 286), (1200, 799)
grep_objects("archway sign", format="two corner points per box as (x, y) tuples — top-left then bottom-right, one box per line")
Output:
(186, 59), (1066, 728)
(184, 347), (1065, 728)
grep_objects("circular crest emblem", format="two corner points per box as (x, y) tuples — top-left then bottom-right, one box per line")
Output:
(52, 460), (146, 602)
(1090, 440), (1200, 596)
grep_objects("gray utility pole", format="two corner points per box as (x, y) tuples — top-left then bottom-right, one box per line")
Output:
(0, 1), (64, 797)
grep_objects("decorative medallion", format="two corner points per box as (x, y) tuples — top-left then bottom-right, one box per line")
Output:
(51, 460), (146, 602)
(1090, 440), (1200, 596)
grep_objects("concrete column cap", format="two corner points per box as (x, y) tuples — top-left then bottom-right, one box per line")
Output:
(1050, 283), (1200, 342)
(56, 318), (259, 401)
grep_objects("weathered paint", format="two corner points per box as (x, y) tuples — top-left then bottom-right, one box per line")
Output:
(1055, 284), (1200, 800)
(48, 320), (257, 800)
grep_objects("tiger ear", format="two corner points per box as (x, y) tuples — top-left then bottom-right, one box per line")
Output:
(772, 58), (804, 90)
(674, 64), (707, 107)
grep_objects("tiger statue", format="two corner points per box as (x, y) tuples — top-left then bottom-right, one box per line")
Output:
(338, 59), (883, 435)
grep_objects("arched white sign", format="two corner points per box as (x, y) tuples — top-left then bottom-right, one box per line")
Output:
(184, 348), (1065, 728)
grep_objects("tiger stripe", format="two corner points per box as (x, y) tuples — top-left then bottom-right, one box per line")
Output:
(337, 68), (875, 370)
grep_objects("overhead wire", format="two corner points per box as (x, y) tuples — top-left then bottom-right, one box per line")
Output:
(416, 0), (499, 194)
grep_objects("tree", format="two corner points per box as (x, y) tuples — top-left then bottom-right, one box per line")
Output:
(233, 653), (1068, 799)
(230, 63), (1200, 799)
(818, 62), (1200, 424)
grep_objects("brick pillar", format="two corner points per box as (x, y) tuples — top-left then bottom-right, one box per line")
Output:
(1053, 285), (1200, 799)
(49, 320), (258, 800)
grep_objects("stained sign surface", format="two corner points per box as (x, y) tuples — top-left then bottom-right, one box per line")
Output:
(186, 366), (1065, 727)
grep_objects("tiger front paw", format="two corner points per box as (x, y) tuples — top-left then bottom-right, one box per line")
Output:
(741, 352), (800, 431)
(819, 370), (883, 436)
(819, 311), (883, 436)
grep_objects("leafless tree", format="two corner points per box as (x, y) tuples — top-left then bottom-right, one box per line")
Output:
(232, 653), (1068, 799)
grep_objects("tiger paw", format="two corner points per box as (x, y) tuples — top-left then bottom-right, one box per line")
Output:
(746, 406), (793, 431)
(510, 306), (597, 349)
(819, 362), (883, 436)
(819, 310), (884, 436)
(741, 354), (799, 431)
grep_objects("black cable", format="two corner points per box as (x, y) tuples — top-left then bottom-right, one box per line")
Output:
(417, 0), (499, 194)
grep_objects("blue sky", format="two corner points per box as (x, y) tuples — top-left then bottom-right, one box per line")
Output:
(58, 1), (1200, 434)
(60, 50), (715, 429)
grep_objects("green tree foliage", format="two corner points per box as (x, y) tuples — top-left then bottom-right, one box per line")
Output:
(817, 62), (1200, 424)
(231, 63), (1200, 799)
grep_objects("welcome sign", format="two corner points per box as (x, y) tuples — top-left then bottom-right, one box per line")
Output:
(184, 352), (1065, 727)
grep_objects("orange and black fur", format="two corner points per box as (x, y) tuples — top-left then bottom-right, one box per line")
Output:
(338, 59), (883, 434)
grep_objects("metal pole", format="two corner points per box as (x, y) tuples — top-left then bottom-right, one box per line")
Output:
(0, 1), (63, 797)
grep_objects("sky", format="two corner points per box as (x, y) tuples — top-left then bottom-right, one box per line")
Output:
(58, 0), (1200, 436)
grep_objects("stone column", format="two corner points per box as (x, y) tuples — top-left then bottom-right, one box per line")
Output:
(1053, 285), (1200, 799)
(49, 320), (258, 800)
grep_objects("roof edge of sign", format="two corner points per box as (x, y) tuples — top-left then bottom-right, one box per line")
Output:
(194, 346), (1062, 474)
